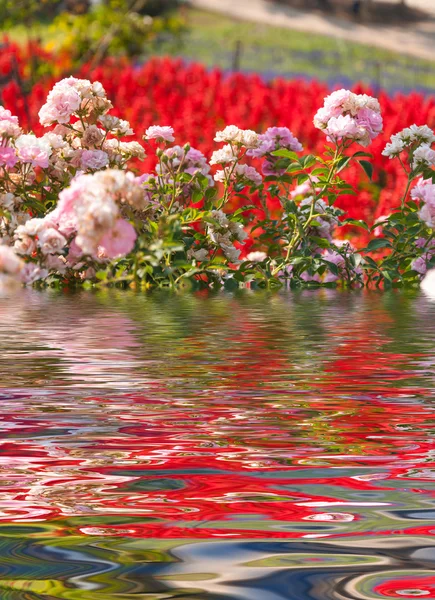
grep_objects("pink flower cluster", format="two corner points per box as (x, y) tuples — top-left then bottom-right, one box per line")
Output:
(0, 106), (21, 140)
(248, 126), (303, 176)
(0, 146), (18, 168)
(214, 125), (259, 149)
(214, 163), (262, 187)
(150, 143), (214, 204)
(15, 134), (52, 169)
(0, 77), (149, 278)
(38, 77), (112, 126)
(0, 110), (54, 173)
(56, 170), (147, 258)
(207, 209), (248, 263)
(158, 145), (212, 181)
(0, 245), (46, 289)
(250, 127), (303, 157)
(14, 170), (149, 278)
(412, 178), (435, 229)
(314, 89), (383, 147)
(411, 237), (435, 276)
(0, 77), (146, 187)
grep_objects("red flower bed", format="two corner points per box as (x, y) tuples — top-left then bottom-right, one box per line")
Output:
(3, 40), (435, 232)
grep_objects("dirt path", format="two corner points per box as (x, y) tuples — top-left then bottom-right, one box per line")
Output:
(397, 0), (435, 16)
(189, 0), (435, 61)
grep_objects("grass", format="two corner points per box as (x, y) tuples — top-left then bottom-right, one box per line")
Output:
(158, 8), (435, 92)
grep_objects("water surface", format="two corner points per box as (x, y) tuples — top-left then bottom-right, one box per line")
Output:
(0, 289), (434, 599)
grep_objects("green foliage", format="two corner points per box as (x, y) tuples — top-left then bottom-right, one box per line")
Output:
(49, 0), (185, 62)
(0, 0), (62, 28)
(86, 140), (371, 291)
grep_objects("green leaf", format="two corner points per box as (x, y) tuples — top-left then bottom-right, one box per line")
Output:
(283, 200), (298, 214)
(272, 149), (299, 161)
(205, 187), (217, 200)
(353, 151), (373, 159)
(407, 224), (423, 235)
(297, 173), (309, 185)
(382, 270), (393, 282)
(342, 218), (370, 231)
(323, 260), (339, 276)
(336, 156), (352, 173)
(403, 269), (420, 280)
(364, 238), (392, 252)
(311, 167), (328, 177)
(353, 253), (363, 268)
(359, 160), (373, 180)
(233, 205), (257, 216)
(233, 270), (247, 282)
(176, 267), (203, 281)
(276, 174), (295, 184)
(286, 163), (302, 174)
(268, 277), (283, 289)
(310, 236), (331, 249)
(299, 154), (316, 169)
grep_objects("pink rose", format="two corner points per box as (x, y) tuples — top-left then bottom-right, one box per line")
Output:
(144, 126), (175, 143)
(355, 108), (383, 141)
(0, 146), (17, 168)
(324, 89), (352, 115)
(15, 134), (52, 168)
(98, 219), (137, 259)
(0, 107), (19, 124)
(38, 87), (81, 126)
(17, 147), (50, 169)
(325, 115), (359, 142)
(81, 150), (109, 171)
(37, 227), (67, 255)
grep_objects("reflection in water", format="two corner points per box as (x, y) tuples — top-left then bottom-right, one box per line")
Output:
(0, 289), (434, 599)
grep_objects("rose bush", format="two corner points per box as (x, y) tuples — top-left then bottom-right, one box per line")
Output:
(2, 76), (435, 291)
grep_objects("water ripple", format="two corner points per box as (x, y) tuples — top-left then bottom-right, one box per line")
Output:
(0, 289), (434, 598)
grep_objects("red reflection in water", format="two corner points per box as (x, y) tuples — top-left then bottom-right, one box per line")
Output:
(0, 292), (434, 542)
(375, 576), (435, 598)
(0, 387), (434, 539)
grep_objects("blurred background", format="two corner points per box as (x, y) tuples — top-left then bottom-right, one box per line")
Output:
(1, 0), (435, 94)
